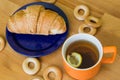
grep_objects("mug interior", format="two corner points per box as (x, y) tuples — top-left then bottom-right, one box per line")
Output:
(62, 33), (103, 70)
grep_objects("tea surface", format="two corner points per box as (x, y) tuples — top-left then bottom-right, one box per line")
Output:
(66, 40), (99, 69)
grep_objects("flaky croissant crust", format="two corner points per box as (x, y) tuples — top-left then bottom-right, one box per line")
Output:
(7, 5), (66, 35)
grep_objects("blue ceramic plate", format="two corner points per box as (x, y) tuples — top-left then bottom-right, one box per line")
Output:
(6, 2), (69, 57)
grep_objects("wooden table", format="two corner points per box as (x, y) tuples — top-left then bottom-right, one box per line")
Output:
(0, 0), (120, 80)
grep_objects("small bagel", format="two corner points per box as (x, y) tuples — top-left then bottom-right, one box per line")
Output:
(74, 4), (90, 20)
(31, 76), (44, 80)
(0, 36), (5, 51)
(85, 16), (102, 28)
(22, 58), (40, 75)
(78, 24), (96, 35)
(41, 0), (56, 3)
(43, 66), (62, 80)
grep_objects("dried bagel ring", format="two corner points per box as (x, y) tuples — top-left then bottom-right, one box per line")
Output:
(85, 16), (102, 28)
(74, 4), (90, 20)
(0, 36), (5, 51)
(41, 0), (56, 4)
(78, 24), (96, 35)
(22, 58), (40, 75)
(43, 66), (62, 80)
(31, 76), (44, 80)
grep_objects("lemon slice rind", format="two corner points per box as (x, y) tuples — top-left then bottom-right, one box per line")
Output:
(67, 52), (82, 68)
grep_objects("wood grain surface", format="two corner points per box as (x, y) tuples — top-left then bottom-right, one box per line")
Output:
(0, 0), (120, 80)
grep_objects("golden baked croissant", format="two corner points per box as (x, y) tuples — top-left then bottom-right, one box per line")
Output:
(7, 5), (66, 35)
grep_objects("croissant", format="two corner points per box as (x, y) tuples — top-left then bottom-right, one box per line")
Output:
(7, 5), (66, 35)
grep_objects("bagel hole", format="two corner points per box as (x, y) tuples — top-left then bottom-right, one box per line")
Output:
(28, 62), (35, 69)
(78, 9), (84, 15)
(90, 20), (96, 23)
(48, 72), (56, 80)
(84, 27), (91, 33)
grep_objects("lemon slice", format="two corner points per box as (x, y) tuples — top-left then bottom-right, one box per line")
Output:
(67, 52), (82, 68)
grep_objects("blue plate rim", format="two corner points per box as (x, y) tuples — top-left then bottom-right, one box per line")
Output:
(6, 2), (69, 57)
